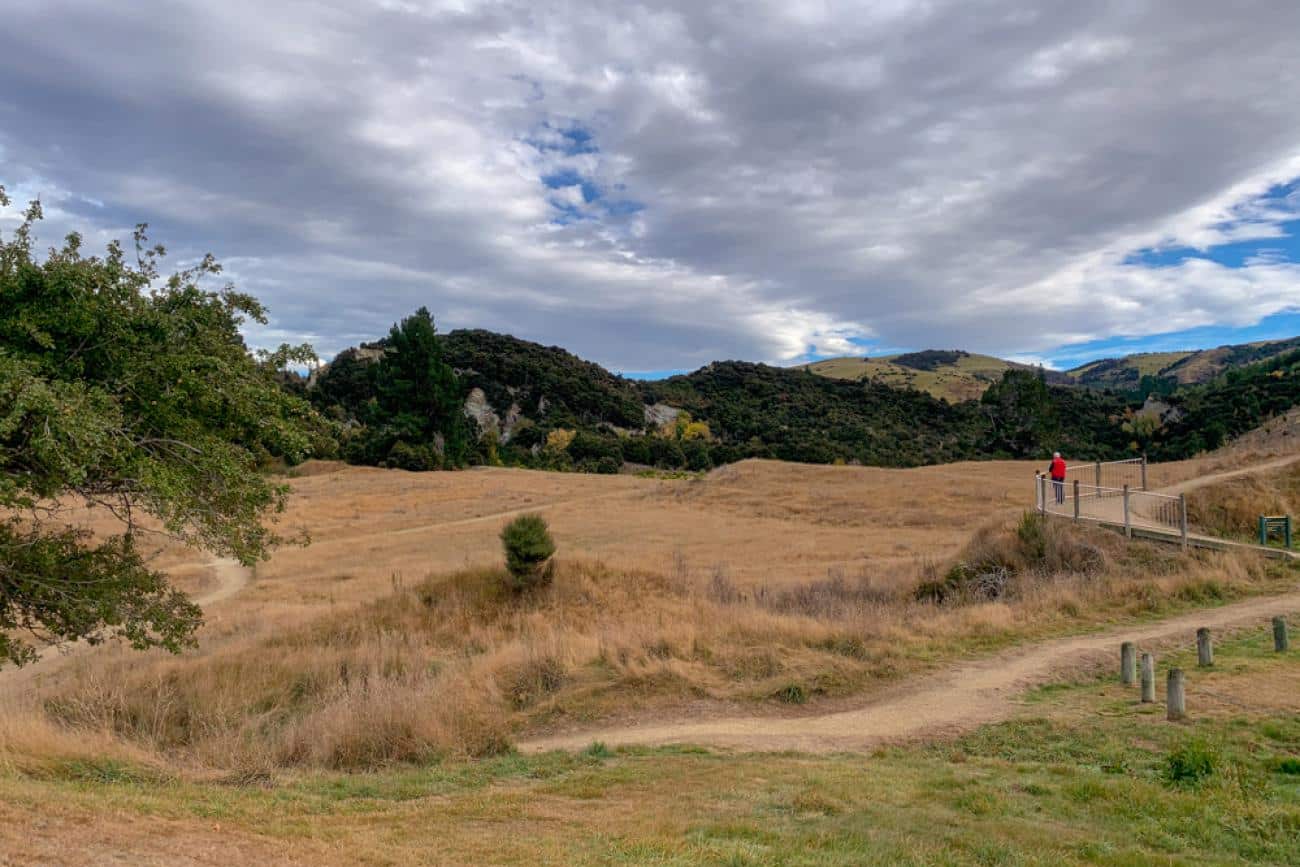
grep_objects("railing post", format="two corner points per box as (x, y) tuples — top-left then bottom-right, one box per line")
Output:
(1140, 652), (1155, 703)
(1073, 479), (1080, 521)
(1141, 454), (1148, 491)
(1167, 668), (1186, 721)
(1095, 460), (1102, 490)
(1123, 484), (1131, 538)
(1179, 493), (1188, 550)
(1037, 474), (1046, 516)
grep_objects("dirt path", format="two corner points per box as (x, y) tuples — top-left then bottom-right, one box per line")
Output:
(1162, 452), (1300, 496)
(0, 557), (252, 695)
(521, 588), (1300, 754)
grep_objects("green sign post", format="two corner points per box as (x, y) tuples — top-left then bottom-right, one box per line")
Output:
(1258, 516), (1293, 549)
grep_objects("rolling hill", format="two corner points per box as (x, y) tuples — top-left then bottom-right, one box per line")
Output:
(1068, 337), (1300, 389)
(801, 350), (1066, 402)
(803, 337), (1300, 402)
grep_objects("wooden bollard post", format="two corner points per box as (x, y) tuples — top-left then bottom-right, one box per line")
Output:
(1140, 652), (1155, 703)
(1167, 668), (1186, 721)
(1274, 616), (1290, 652)
(1121, 641), (1137, 685)
(1197, 627), (1213, 667)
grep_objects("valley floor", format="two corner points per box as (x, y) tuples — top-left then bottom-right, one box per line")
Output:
(2, 621), (1297, 866)
(3, 452), (1299, 864)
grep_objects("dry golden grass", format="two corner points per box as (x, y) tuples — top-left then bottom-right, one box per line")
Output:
(3, 455), (1289, 775)
(1186, 462), (1300, 540)
(9, 515), (1287, 773)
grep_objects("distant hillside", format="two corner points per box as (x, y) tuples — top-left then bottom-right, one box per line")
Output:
(305, 320), (1300, 474)
(1069, 337), (1300, 390)
(802, 350), (1069, 402)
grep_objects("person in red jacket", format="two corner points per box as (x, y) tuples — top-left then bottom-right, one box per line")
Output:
(1048, 451), (1067, 505)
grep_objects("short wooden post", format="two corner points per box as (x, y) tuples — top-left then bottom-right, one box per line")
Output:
(1140, 652), (1155, 703)
(1140, 455), (1148, 491)
(1095, 460), (1102, 490)
(1274, 616), (1290, 652)
(1179, 493), (1188, 551)
(1121, 641), (1136, 685)
(1259, 516), (1268, 546)
(1196, 627), (1213, 667)
(1167, 668), (1186, 721)
(1073, 479), (1080, 521)
(1287, 516), (1293, 550)
(1123, 484), (1131, 538)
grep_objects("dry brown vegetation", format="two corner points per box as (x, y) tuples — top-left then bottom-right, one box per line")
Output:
(1, 455), (1292, 776)
(1186, 461), (1300, 540)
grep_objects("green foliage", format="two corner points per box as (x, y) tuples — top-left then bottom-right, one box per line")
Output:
(307, 311), (1300, 475)
(1152, 349), (1300, 459)
(441, 328), (644, 429)
(891, 349), (968, 371)
(1163, 737), (1219, 787)
(500, 514), (556, 590)
(774, 683), (807, 704)
(0, 183), (325, 665)
(646, 361), (985, 467)
(361, 308), (468, 469)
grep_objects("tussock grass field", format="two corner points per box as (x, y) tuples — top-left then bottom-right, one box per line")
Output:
(2, 453), (1297, 863)
(1, 623), (1296, 865)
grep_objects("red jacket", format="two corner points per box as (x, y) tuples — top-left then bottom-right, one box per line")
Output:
(1049, 456), (1067, 480)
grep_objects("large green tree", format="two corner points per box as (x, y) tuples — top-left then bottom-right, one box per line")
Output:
(0, 186), (325, 666)
(360, 307), (468, 469)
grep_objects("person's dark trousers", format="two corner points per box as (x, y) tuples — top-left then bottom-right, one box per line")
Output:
(1053, 478), (1065, 505)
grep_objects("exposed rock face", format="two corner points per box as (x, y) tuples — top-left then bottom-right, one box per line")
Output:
(463, 388), (526, 442)
(644, 403), (682, 429)
(463, 388), (501, 441)
(501, 402), (523, 442)
(1141, 396), (1184, 425)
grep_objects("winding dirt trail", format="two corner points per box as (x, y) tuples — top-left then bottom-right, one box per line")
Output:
(0, 557), (252, 695)
(1163, 452), (1300, 496)
(522, 589), (1300, 754)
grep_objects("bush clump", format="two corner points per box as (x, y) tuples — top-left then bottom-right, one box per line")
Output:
(916, 513), (1112, 604)
(500, 514), (556, 590)
(1163, 738), (1219, 787)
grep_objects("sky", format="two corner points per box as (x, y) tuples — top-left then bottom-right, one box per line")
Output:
(2, 1), (1299, 376)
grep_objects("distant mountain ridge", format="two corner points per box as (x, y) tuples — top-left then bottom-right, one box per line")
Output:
(801, 351), (1067, 402)
(803, 336), (1300, 401)
(1067, 337), (1300, 389)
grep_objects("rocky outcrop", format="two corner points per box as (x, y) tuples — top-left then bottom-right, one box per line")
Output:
(464, 388), (501, 441)
(644, 403), (682, 429)
(464, 388), (526, 442)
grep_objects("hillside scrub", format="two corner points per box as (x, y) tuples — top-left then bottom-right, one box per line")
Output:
(8, 521), (1289, 772)
(305, 314), (1300, 476)
(1185, 462), (1300, 542)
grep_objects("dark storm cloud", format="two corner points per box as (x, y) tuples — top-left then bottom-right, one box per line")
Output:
(3, 0), (1300, 367)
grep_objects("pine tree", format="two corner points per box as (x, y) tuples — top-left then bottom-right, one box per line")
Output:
(372, 307), (468, 467)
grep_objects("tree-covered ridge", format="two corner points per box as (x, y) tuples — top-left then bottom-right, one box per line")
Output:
(1150, 348), (1300, 458)
(1069, 337), (1300, 392)
(308, 317), (1300, 475)
(441, 329), (645, 430)
(645, 361), (986, 466)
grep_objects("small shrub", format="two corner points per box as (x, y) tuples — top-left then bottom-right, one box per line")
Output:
(774, 683), (807, 705)
(1163, 738), (1218, 787)
(1269, 757), (1300, 775)
(583, 741), (613, 760)
(500, 514), (556, 590)
(503, 655), (566, 709)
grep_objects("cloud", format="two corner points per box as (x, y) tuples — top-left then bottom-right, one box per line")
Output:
(2, 0), (1300, 368)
